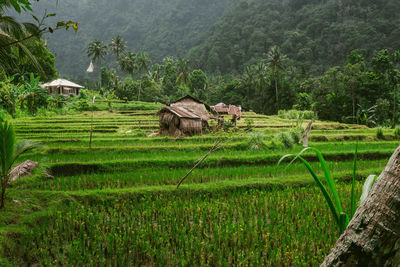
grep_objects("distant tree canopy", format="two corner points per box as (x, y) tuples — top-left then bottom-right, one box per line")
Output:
(187, 0), (400, 76)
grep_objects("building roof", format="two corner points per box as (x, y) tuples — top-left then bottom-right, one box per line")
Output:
(172, 95), (204, 105)
(41, 79), (84, 89)
(160, 106), (201, 119)
(211, 104), (242, 116)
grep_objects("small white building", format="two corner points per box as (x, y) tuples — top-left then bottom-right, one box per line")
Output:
(41, 79), (84, 97)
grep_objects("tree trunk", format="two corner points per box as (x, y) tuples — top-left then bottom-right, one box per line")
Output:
(321, 145), (400, 266)
(0, 181), (6, 209)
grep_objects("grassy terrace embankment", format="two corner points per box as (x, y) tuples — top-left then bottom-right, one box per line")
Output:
(0, 102), (398, 266)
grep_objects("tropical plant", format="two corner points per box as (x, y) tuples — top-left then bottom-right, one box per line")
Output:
(0, 3), (41, 76)
(109, 35), (126, 63)
(0, 118), (35, 209)
(279, 145), (376, 234)
(266, 45), (287, 109)
(23, 73), (48, 115)
(136, 52), (151, 101)
(376, 127), (384, 140)
(87, 40), (108, 65)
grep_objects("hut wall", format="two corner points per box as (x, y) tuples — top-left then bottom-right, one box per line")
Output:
(159, 112), (181, 136)
(179, 118), (202, 136)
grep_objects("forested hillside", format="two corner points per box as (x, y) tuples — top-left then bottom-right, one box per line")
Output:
(25, 0), (238, 77)
(188, 0), (400, 74)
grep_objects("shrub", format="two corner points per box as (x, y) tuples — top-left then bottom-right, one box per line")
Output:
(77, 99), (90, 111)
(244, 118), (254, 131)
(290, 128), (303, 144)
(394, 127), (400, 138)
(247, 132), (266, 150)
(376, 127), (384, 140)
(278, 110), (314, 120)
(278, 132), (294, 149)
(223, 121), (234, 132)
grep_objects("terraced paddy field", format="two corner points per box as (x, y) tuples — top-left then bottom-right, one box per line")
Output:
(1, 101), (399, 266)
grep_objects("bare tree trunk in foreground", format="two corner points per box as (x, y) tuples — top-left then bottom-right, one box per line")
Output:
(321, 145), (400, 266)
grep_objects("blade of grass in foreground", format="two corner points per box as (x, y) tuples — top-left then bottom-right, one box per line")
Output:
(351, 143), (358, 217)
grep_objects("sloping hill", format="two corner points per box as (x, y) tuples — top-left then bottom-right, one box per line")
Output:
(24, 0), (238, 77)
(187, 0), (400, 74)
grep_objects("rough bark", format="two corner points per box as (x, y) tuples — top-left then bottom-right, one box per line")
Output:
(301, 120), (313, 147)
(321, 145), (400, 266)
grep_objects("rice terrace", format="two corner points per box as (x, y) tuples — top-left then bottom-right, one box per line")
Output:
(0, 97), (396, 266)
(2, 0), (400, 266)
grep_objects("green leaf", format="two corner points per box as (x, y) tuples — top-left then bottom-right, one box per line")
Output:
(56, 22), (66, 28)
(351, 143), (358, 217)
(360, 175), (377, 204)
(10, 1), (22, 14)
(311, 148), (344, 214)
(295, 155), (340, 225)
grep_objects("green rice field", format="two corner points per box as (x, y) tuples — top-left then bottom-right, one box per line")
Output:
(0, 100), (399, 266)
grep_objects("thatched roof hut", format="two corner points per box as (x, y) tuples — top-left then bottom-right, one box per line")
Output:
(158, 95), (212, 136)
(171, 95), (211, 121)
(158, 106), (203, 136)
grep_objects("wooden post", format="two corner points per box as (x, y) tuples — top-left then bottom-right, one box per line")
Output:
(321, 145), (400, 266)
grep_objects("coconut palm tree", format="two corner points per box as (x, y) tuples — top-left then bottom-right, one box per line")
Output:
(135, 52), (151, 75)
(0, 3), (42, 76)
(109, 35), (126, 63)
(0, 119), (35, 209)
(87, 40), (108, 65)
(176, 59), (190, 97)
(119, 52), (137, 77)
(267, 45), (287, 109)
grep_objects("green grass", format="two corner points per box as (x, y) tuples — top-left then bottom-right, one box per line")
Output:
(9, 183), (361, 266)
(0, 102), (396, 266)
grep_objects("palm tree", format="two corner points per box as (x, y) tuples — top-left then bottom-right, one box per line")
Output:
(135, 52), (152, 101)
(176, 59), (190, 97)
(87, 40), (108, 65)
(119, 52), (137, 77)
(0, 5), (42, 76)
(267, 45), (287, 109)
(0, 119), (35, 209)
(109, 35), (126, 63)
(136, 52), (151, 75)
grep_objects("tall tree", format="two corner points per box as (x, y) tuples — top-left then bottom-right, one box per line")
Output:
(176, 59), (190, 97)
(87, 40), (108, 65)
(0, 4), (41, 76)
(267, 45), (287, 110)
(109, 35), (126, 63)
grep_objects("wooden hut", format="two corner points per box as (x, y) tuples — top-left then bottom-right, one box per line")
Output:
(40, 79), (84, 97)
(158, 106), (203, 136)
(211, 103), (242, 118)
(158, 95), (212, 136)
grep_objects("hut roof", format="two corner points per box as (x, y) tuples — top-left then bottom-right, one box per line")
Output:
(211, 104), (242, 117)
(172, 95), (211, 111)
(159, 106), (200, 119)
(41, 79), (84, 89)
(172, 95), (203, 105)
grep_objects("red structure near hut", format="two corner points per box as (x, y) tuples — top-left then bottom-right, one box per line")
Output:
(211, 103), (242, 125)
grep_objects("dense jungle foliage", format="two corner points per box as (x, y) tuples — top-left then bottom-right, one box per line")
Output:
(21, 0), (238, 77)
(188, 0), (400, 75)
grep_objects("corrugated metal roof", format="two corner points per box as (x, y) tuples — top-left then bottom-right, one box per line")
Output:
(162, 106), (201, 119)
(211, 104), (242, 117)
